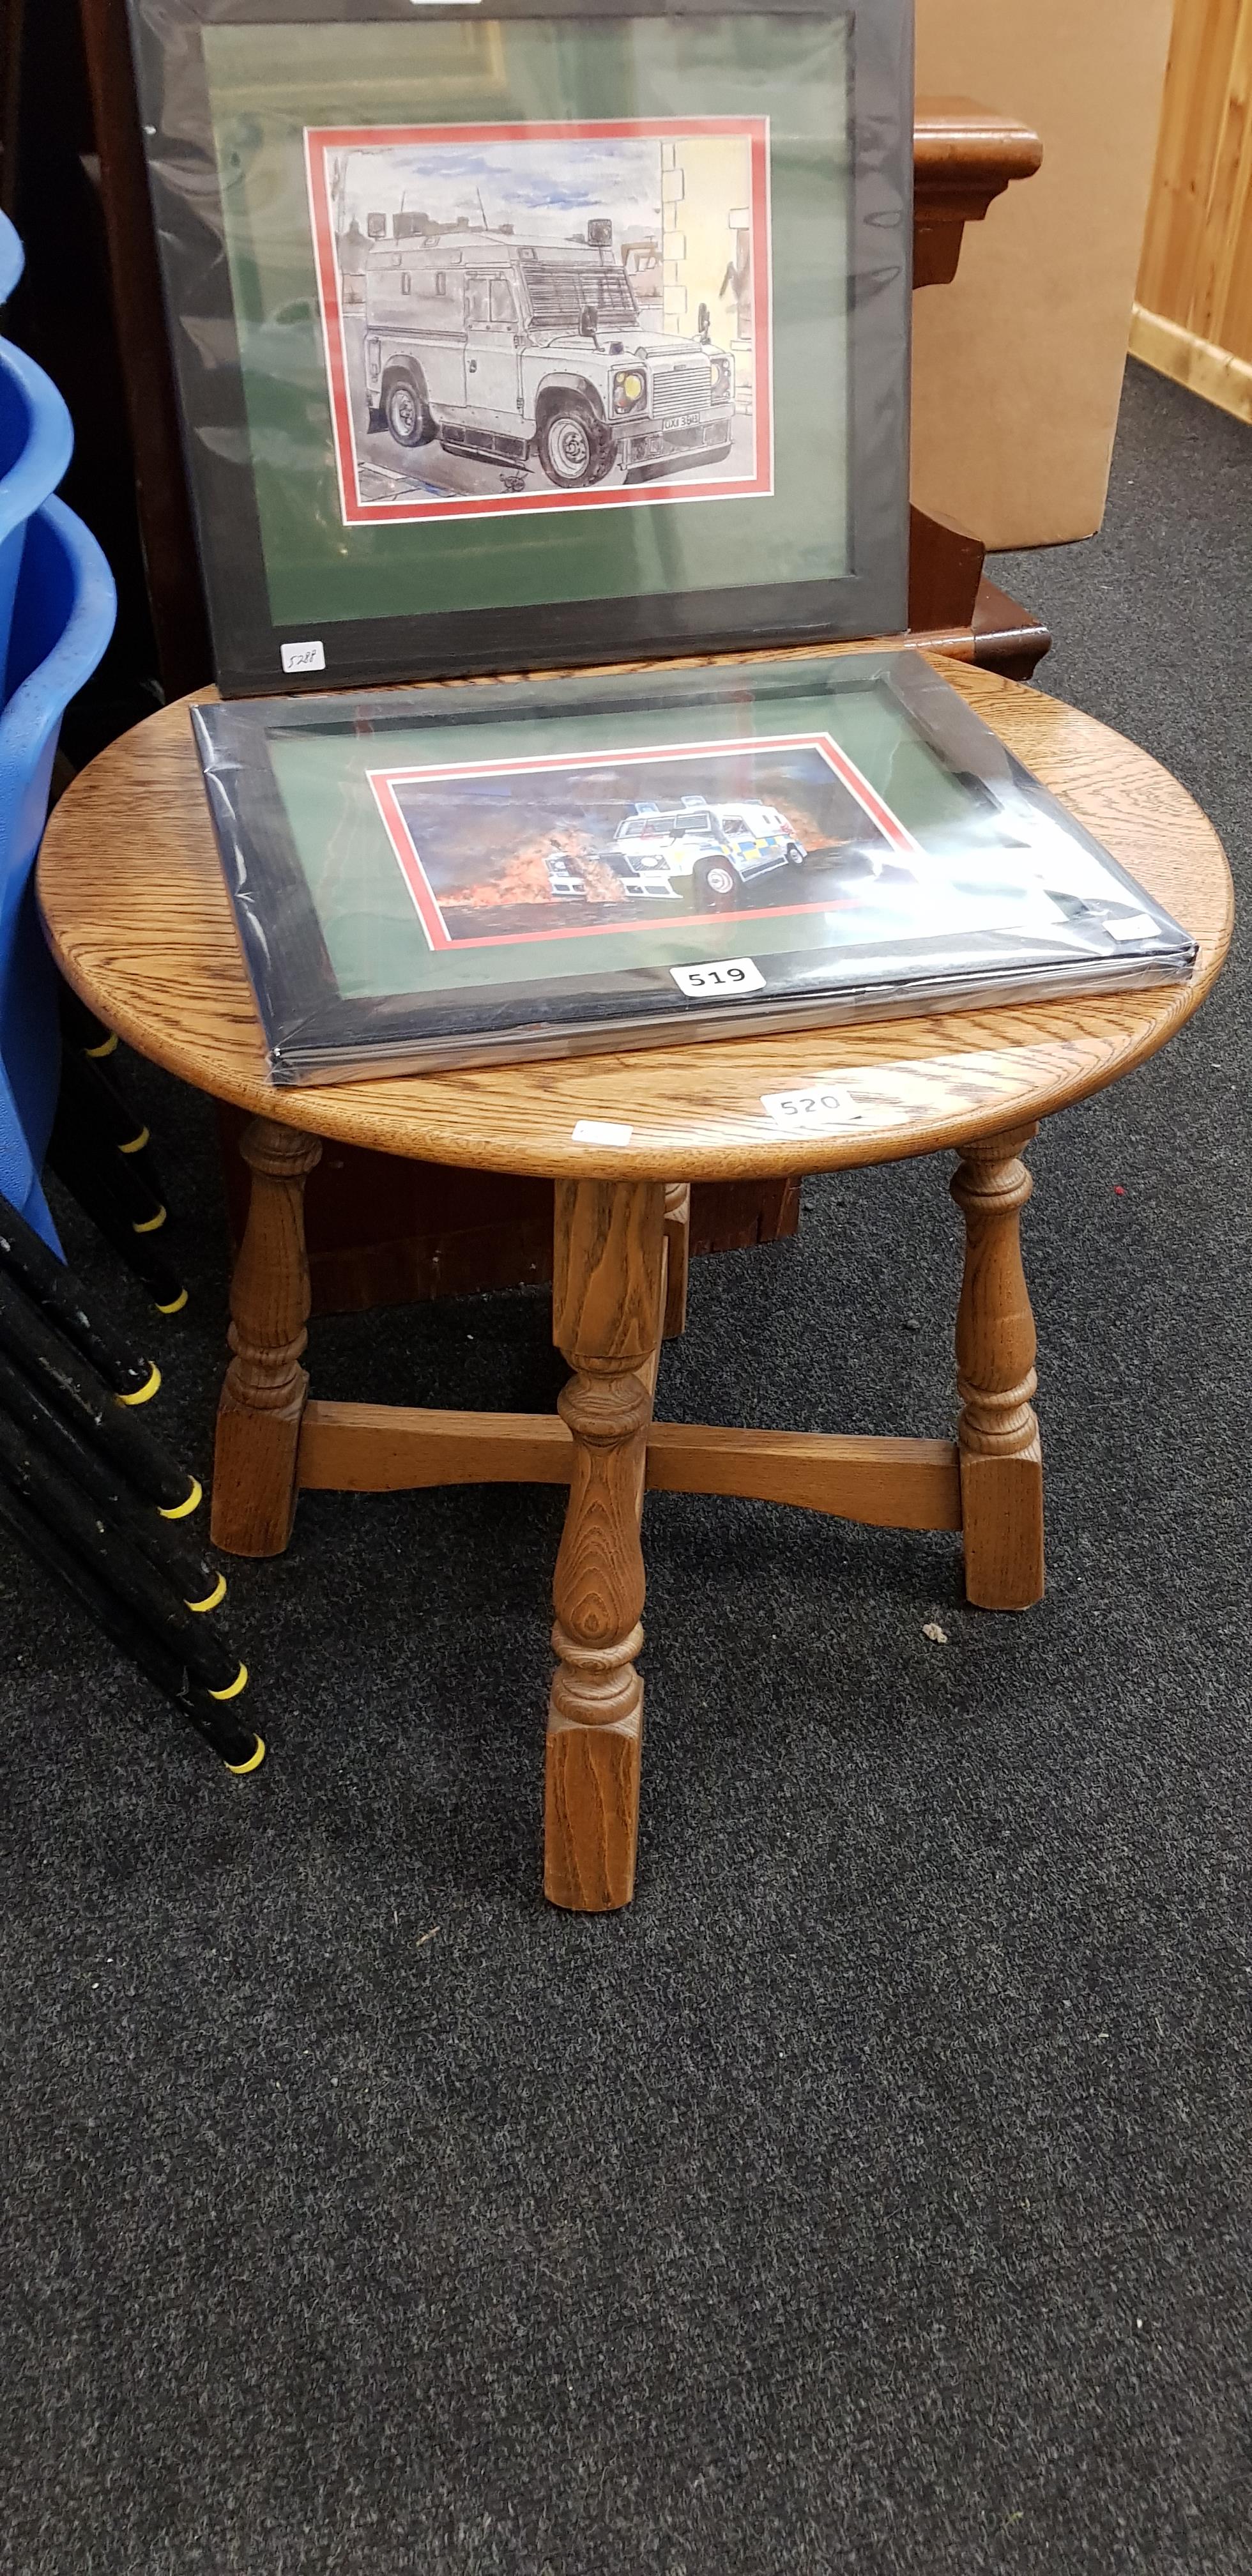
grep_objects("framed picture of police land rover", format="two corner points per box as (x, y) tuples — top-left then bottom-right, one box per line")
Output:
(190, 649), (1197, 1084)
(125, 0), (913, 694)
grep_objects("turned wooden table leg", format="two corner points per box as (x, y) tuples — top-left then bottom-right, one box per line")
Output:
(662, 1183), (691, 1339)
(545, 1177), (666, 1911)
(211, 1118), (321, 1558)
(950, 1124), (1045, 1611)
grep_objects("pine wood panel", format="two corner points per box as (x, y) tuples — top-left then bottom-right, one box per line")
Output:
(37, 655), (1232, 1185)
(1132, 0), (1252, 423)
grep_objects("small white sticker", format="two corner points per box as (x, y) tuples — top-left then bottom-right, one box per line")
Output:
(280, 640), (326, 674)
(760, 1084), (864, 1130)
(1105, 912), (1157, 941)
(572, 1119), (634, 1146)
(669, 955), (766, 1000)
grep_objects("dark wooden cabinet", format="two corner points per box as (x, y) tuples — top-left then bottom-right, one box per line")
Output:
(216, 1105), (800, 1317)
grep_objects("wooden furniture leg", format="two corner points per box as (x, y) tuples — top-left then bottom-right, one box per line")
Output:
(545, 1177), (666, 1911)
(662, 1183), (691, 1339)
(950, 1126), (1046, 1611)
(212, 1119), (322, 1558)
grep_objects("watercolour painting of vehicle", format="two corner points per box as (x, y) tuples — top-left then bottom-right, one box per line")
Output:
(306, 121), (772, 523)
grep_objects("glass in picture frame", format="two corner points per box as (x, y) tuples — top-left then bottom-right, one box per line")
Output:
(126, 0), (913, 693)
(191, 648), (1198, 1084)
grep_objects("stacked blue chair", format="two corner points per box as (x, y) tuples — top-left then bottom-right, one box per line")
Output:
(0, 216), (254, 1767)
(0, 208), (182, 1300)
(0, 213), (21, 305)
(0, 498), (116, 1249)
(0, 206), (116, 1254)
(0, 215), (73, 719)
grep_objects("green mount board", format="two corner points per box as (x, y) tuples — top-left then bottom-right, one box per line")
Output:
(126, 0), (912, 691)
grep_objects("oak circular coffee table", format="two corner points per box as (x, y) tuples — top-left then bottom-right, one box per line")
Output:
(38, 656), (1232, 1910)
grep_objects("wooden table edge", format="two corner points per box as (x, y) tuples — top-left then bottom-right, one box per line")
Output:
(38, 666), (1235, 1184)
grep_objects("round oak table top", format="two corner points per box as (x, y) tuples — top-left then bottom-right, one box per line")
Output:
(37, 659), (1232, 1182)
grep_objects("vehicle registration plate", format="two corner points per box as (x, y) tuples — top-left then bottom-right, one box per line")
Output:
(666, 411), (701, 431)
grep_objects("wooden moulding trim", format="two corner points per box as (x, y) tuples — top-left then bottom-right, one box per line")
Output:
(912, 99), (1042, 291)
(913, 101), (1043, 190)
(972, 577), (1052, 668)
(1129, 304), (1252, 430)
(296, 1400), (963, 1531)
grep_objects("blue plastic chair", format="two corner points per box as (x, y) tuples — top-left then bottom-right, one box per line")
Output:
(0, 496), (117, 1252)
(0, 339), (73, 703)
(0, 211), (72, 679)
(0, 212), (24, 308)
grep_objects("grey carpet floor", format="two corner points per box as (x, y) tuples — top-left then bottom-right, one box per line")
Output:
(2, 360), (1250, 2575)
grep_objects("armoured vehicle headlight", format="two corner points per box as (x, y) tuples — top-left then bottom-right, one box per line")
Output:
(710, 355), (733, 401)
(613, 369), (647, 415)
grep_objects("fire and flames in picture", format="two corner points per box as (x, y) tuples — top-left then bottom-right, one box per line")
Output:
(366, 735), (922, 952)
(305, 118), (774, 525)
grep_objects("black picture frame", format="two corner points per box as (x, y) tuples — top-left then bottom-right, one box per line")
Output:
(126, 0), (912, 695)
(192, 649), (1197, 1082)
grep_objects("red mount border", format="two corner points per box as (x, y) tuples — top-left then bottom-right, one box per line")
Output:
(367, 730), (924, 954)
(304, 118), (774, 528)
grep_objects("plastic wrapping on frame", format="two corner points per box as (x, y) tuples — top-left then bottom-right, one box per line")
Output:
(190, 647), (1198, 1084)
(125, 0), (913, 693)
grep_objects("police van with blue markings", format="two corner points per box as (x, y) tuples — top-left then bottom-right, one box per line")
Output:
(593, 796), (811, 910)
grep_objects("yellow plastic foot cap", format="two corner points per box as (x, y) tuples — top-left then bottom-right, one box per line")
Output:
(185, 1572), (227, 1614)
(208, 1661), (248, 1703)
(118, 1361), (162, 1407)
(225, 1733), (265, 1775)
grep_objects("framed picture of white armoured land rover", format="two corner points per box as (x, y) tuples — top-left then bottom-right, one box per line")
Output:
(125, 0), (912, 694)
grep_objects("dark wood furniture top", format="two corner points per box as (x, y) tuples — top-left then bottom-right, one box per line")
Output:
(913, 97), (1044, 288)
